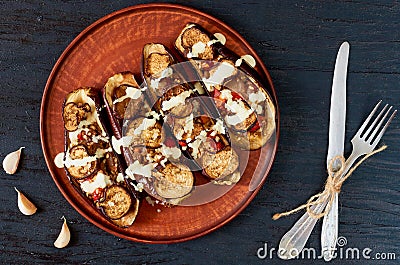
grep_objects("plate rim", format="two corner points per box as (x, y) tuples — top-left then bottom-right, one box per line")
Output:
(40, 3), (280, 244)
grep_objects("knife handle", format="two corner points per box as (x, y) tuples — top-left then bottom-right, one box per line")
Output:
(321, 193), (339, 261)
(320, 151), (359, 261)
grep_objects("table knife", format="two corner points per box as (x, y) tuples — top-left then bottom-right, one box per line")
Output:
(321, 41), (350, 261)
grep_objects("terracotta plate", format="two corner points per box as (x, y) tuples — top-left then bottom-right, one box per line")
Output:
(40, 3), (279, 243)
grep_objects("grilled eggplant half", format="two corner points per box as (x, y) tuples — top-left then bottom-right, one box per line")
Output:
(102, 71), (194, 204)
(103, 72), (149, 130)
(175, 23), (276, 150)
(143, 43), (240, 182)
(62, 87), (139, 227)
(142, 43), (194, 117)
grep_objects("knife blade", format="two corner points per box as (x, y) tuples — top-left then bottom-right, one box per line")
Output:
(326, 42), (349, 166)
(322, 41), (350, 261)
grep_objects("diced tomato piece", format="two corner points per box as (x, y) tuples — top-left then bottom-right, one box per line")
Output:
(249, 117), (263, 132)
(92, 188), (103, 201)
(179, 140), (187, 146)
(231, 91), (243, 101)
(249, 122), (260, 132)
(215, 141), (224, 151)
(77, 132), (84, 141)
(212, 89), (221, 98)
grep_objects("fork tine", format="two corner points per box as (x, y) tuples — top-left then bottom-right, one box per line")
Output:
(367, 105), (392, 142)
(356, 100), (382, 137)
(363, 104), (388, 140)
(371, 109), (397, 147)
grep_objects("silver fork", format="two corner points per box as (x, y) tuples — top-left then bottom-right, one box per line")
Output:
(321, 100), (397, 261)
(278, 100), (396, 260)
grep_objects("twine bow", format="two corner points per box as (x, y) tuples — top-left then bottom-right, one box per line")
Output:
(273, 145), (387, 220)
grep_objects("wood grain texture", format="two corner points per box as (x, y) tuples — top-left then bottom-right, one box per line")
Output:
(1, 0), (399, 264)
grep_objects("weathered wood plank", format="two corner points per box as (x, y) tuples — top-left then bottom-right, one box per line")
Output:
(0, 0), (399, 264)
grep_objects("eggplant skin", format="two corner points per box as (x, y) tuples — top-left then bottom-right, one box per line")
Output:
(153, 163), (194, 199)
(62, 87), (139, 227)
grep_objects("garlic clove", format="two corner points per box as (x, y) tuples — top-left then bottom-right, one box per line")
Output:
(3, 147), (24, 174)
(54, 217), (71, 249)
(15, 187), (37, 215)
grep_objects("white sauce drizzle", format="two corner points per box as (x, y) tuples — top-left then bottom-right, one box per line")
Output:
(161, 90), (192, 111)
(235, 54), (256, 68)
(131, 182), (144, 192)
(210, 119), (226, 136)
(78, 94), (106, 136)
(54, 152), (65, 168)
(248, 90), (267, 114)
(202, 62), (236, 91)
(146, 110), (161, 120)
(80, 172), (112, 194)
(133, 118), (157, 135)
(111, 135), (133, 154)
(187, 41), (206, 58)
(112, 86), (142, 105)
(126, 160), (155, 179)
(225, 100), (254, 126)
(64, 155), (96, 168)
(221, 89), (254, 126)
(150, 67), (173, 89)
(188, 130), (207, 159)
(116, 173), (125, 183)
(160, 145), (182, 159)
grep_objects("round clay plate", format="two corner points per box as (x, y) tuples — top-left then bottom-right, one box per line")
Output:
(40, 3), (279, 243)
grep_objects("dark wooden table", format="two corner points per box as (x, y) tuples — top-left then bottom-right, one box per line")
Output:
(1, 1), (399, 264)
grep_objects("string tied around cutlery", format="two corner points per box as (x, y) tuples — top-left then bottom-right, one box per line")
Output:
(272, 145), (387, 220)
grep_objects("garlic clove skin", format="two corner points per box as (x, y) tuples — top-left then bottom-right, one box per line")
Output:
(54, 217), (70, 249)
(15, 187), (37, 215)
(3, 147), (24, 174)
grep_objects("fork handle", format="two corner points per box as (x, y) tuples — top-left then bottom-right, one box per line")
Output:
(321, 150), (360, 261)
(278, 198), (328, 259)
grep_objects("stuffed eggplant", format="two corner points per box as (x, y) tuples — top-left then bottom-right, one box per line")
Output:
(103, 72), (149, 131)
(175, 23), (276, 150)
(102, 72), (194, 204)
(142, 43), (195, 117)
(143, 43), (240, 182)
(62, 87), (139, 227)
